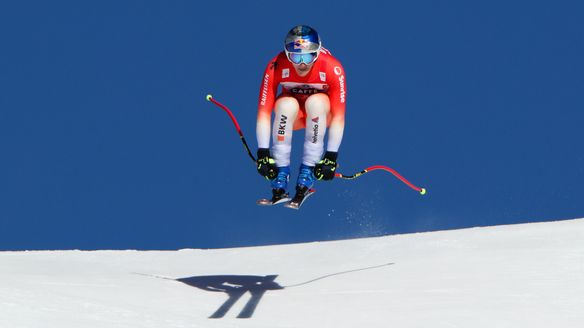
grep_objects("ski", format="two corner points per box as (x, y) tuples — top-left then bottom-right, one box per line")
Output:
(284, 187), (316, 210)
(256, 195), (291, 206)
(257, 188), (290, 206)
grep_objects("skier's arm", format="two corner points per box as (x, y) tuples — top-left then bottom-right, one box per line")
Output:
(314, 62), (345, 181)
(256, 56), (280, 149)
(326, 62), (346, 153)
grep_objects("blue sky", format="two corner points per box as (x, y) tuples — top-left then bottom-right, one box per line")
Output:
(1, 0), (583, 250)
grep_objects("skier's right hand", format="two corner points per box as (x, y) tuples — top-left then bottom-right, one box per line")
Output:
(256, 148), (277, 180)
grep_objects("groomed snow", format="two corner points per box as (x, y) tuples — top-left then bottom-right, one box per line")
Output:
(1, 218), (583, 328)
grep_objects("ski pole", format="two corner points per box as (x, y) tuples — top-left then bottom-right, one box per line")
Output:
(206, 94), (256, 163)
(335, 166), (426, 195)
(206, 94), (427, 195)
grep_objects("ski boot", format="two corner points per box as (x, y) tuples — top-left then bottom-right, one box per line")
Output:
(257, 167), (291, 206)
(285, 164), (317, 210)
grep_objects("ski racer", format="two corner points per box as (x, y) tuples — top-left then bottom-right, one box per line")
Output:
(255, 25), (347, 205)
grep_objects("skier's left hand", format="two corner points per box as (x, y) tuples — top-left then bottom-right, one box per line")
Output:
(315, 151), (338, 180)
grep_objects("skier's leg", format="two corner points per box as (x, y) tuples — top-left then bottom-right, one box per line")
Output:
(270, 97), (299, 192)
(302, 93), (330, 166)
(271, 96), (299, 167)
(297, 93), (330, 189)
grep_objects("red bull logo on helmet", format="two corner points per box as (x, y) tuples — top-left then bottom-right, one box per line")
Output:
(294, 39), (310, 50)
(290, 39), (319, 53)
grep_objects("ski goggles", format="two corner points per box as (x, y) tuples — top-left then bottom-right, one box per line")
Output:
(287, 51), (318, 65)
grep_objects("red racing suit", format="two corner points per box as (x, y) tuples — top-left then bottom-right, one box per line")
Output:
(256, 48), (347, 154)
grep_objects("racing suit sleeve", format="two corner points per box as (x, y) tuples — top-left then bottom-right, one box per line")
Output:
(326, 60), (346, 152)
(256, 55), (280, 149)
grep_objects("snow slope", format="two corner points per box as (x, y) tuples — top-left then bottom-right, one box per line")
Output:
(1, 218), (583, 328)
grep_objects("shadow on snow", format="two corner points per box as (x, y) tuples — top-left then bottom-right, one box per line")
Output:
(176, 262), (393, 319)
(177, 274), (283, 318)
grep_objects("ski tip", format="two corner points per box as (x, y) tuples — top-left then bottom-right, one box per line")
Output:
(256, 199), (271, 206)
(206, 94), (213, 101)
(420, 188), (427, 195)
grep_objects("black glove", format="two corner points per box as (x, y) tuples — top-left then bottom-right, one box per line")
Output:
(314, 151), (338, 180)
(256, 148), (277, 180)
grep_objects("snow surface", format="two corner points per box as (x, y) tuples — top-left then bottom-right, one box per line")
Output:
(1, 219), (584, 328)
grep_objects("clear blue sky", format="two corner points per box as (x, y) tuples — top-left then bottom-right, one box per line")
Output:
(1, 0), (583, 250)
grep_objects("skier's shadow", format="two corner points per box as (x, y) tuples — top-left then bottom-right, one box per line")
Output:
(175, 262), (393, 319)
(177, 275), (284, 319)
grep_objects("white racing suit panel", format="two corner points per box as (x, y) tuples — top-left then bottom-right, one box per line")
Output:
(271, 97), (299, 167)
(302, 93), (330, 166)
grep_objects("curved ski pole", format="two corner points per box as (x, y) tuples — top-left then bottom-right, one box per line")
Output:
(206, 94), (427, 195)
(335, 165), (427, 195)
(206, 94), (256, 163)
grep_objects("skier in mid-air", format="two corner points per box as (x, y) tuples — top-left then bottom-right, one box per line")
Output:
(255, 25), (347, 208)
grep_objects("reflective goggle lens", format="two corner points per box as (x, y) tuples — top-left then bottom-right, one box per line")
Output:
(288, 52), (317, 64)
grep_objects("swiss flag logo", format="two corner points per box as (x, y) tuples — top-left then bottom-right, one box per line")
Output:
(277, 135), (285, 141)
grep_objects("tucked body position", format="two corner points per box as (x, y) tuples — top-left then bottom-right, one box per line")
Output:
(256, 25), (347, 208)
